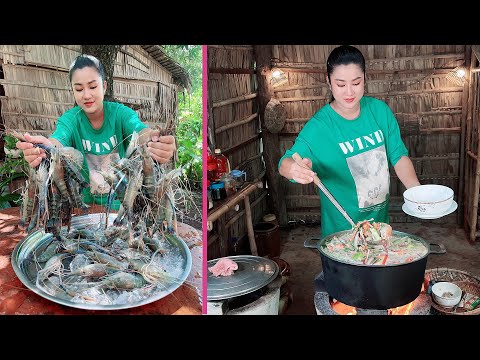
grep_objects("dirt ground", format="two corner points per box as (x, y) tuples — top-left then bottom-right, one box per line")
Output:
(278, 222), (480, 315)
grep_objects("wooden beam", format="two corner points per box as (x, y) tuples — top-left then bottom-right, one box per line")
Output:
(222, 133), (260, 156)
(208, 45), (253, 51)
(0, 79), (70, 90)
(207, 182), (263, 226)
(285, 118), (310, 123)
(372, 87), (464, 97)
(417, 110), (462, 116)
(283, 111), (461, 124)
(274, 84), (327, 92)
(276, 68), (455, 76)
(272, 54), (462, 69)
(419, 127), (461, 134)
(2, 111), (59, 120)
(277, 88), (463, 103)
(254, 45), (288, 227)
(209, 68), (256, 74)
(278, 96), (327, 102)
(467, 150), (478, 161)
(0, 96), (73, 106)
(225, 190), (268, 228)
(212, 92), (257, 108)
(214, 113), (258, 134)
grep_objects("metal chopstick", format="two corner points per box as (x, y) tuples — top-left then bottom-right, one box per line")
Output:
(291, 153), (356, 228)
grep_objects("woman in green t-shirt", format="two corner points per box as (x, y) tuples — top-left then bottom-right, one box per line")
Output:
(278, 45), (420, 237)
(16, 54), (176, 205)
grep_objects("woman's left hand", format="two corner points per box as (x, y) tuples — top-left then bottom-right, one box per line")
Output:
(146, 129), (176, 163)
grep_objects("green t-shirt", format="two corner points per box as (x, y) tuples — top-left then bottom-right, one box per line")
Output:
(50, 101), (148, 203)
(279, 96), (408, 238)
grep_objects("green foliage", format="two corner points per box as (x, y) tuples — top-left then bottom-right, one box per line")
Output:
(0, 134), (28, 206)
(176, 115), (202, 188)
(4, 134), (18, 150)
(162, 45), (203, 189)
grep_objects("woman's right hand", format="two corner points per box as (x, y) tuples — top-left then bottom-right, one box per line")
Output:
(15, 133), (53, 168)
(279, 157), (316, 184)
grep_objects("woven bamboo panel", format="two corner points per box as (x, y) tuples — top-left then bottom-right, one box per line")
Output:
(24, 45), (81, 70)
(207, 45), (267, 257)
(115, 45), (173, 85)
(1, 45), (180, 136)
(208, 45), (254, 69)
(0, 45), (25, 64)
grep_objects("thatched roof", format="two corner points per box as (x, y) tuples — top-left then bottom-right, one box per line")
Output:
(141, 45), (191, 91)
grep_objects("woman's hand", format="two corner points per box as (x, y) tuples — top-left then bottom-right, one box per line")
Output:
(15, 133), (53, 168)
(279, 157), (316, 184)
(146, 129), (176, 164)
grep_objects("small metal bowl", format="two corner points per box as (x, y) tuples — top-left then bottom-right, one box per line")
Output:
(432, 281), (462, 308)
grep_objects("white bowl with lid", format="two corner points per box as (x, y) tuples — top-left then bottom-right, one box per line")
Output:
(431, 282), (462, 308)
(403, 185), (454, 216)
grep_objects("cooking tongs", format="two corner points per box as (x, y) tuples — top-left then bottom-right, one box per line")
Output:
(291, 152), (355, 227)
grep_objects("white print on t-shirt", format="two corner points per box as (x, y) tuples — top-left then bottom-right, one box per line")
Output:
(81, 135), (118, 154)
(338, 130), (384, 154)
(346, 145), (389, 209)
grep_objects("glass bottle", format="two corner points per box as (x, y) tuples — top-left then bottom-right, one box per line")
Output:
(214, 149), (229, 181)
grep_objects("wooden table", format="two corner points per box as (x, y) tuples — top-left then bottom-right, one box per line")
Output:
(0, 206), (203, 315)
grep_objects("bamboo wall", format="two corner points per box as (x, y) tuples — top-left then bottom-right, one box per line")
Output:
(207, 45), (268, 260)
(273, 45), (467, 226)
(0, 45), (179, 137)
(463, 46), (480, 242)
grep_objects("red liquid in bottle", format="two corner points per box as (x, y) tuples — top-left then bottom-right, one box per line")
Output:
(207, 148), (217, 182)
(214, 148), (229, 180)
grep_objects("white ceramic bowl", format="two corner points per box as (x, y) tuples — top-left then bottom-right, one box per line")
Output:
(432, 282), (462, 308)
(403, 185), (454, 216)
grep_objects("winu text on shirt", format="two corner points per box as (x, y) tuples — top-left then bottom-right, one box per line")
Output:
(338, 130), (384, 155)
(81, 135), (118, 154)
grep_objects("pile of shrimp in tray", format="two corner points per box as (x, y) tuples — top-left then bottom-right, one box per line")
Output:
(9, 130), (192, 309)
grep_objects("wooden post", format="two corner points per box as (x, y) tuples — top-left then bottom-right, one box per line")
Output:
(217, 216), (229, 257)
(253, 45), (288, 227)
(206, 46), (216, 150)
(458, 45), (472, 227)
(244, 194), (258, 256)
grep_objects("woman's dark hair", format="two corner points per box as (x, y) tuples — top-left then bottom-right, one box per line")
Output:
(326, 45), (366, 102)
(326, 45), (366, 82)
(68, 54), (105, 83)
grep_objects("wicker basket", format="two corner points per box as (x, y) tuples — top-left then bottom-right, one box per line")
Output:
(425, 268), (480, 315)
(264, 98), (286, 133)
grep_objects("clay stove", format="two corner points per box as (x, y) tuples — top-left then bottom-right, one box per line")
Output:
(207, 276), (282, 315)
(314, 272), (432, 315)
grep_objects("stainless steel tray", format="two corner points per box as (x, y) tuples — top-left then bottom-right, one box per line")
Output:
(11, 213), (192, 311)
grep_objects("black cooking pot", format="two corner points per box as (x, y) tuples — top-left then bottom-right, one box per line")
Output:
(305, 230), (430, 310)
